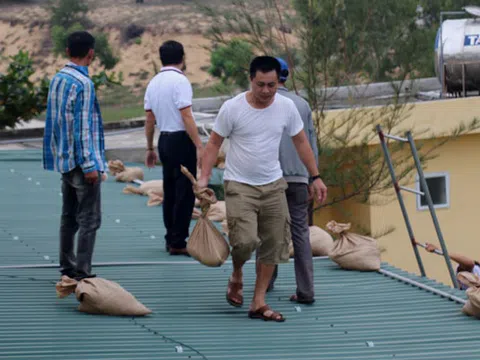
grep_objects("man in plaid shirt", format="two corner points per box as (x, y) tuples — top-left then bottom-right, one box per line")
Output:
(43, 31), (106, 281)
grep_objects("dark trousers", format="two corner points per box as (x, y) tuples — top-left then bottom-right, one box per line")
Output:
(158, 131), (197, 249)
(269, 182), (315, 300)
(60, 167), (101, 278)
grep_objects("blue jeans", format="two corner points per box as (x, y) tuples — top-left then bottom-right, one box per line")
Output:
(59, 167), (101, 278)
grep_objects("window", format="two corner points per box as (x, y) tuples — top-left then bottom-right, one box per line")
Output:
(416, 172), (450, 211)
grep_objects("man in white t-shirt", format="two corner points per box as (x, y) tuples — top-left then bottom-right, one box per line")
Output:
(144, 40), (203, 256)
(197, 56), (327, 322)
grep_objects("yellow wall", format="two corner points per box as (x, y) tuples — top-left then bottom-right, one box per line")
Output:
(370, 134), (480, 286)
(316, 96), (480, 287)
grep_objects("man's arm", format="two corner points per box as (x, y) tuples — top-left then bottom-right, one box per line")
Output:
(74, 82), (97, 175)
(306, 110), (319, 166)
(197, 131), (224, 188)
(145, 110), (155, 150)
(425, 243), (475, 271)
(292, 130), (319, 177)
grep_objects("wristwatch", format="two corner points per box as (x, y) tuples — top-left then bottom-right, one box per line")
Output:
(309, 175), (321, 184)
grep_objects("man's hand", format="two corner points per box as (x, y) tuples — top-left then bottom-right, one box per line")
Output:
(196, 146), (204, 169)
(84, 170), (100, 184)
(196, 176), (209, 189)
(145, 150), (158, 168)
(425, 243), (438, 253)
(311, 177), (327, 204)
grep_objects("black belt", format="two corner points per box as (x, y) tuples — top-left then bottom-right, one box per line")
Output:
(160, 130), (186, 136)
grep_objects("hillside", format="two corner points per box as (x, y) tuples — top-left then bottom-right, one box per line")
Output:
(0, 0), (233, 91)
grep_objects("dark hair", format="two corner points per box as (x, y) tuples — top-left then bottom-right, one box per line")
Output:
(249, 56), (281, 79)
(67, 31), (95, 59)
(159, 40), (185, 66)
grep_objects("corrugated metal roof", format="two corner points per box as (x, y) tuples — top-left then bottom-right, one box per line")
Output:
(1, 150), (480, 360)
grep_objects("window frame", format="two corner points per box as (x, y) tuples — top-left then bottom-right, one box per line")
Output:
(415, 171), (450, 211)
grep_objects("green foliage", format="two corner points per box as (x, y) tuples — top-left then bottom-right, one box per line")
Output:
(0, 51), (49, 130)
(208, 39), (254, 89)
(50, 0), (119, 70)
(49, 0), (89, 29)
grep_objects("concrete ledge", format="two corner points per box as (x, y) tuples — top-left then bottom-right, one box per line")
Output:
(0, 118), (146, 141)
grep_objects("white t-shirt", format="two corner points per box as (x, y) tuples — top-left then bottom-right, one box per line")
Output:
(213, 92), (304, 185)
(144, 67), (193, 132)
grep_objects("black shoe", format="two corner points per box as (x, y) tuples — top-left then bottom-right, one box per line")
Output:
(75, 274), (97, 281)
(60, 270), (77, 279)
(169, 247), (190, 257)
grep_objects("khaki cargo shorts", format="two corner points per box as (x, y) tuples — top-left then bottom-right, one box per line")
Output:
(224, 178), (291, 265)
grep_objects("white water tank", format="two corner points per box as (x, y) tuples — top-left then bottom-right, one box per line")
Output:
(435, 18), (480, 93)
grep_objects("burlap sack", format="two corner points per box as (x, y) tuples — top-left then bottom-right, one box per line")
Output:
(457, 271), (480, 289)
(55, 276), (151, 316)
(108, 160), (125, 175)
(146, 190), (163, 206)
(115, 167), (144, 182)
(76, 278), (152, 316)
(123, 180), (164, 196)
(326, 220), (381, 271)
(288, 226), (334, 258)
(108, 159), (144, 182)
(462, 287), (480, 318)
(192, 201), (226, 222)
(181, 165), (230, 267)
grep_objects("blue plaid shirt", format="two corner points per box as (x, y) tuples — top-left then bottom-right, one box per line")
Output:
(43, 62), (106, 174)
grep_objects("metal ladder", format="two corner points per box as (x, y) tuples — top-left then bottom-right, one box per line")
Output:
(376, 125), (459, 289)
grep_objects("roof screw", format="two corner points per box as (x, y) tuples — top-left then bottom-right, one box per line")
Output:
(175, 346), (184, 353)
(36, 182), (40, 185)
(13, 236), (19, 240)
(294, 306), (302, 312)
(10, 169), (14, 173)
(44, 255), (50, 260)
(115, 219), (121, 223)
(27, 177), (32, 181)
(366, 341), (375, 347)
(150, 235), (156, 239)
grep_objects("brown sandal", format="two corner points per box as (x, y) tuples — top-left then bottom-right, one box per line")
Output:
(248, 305), (285, 322)
(226, 279), (243, 307)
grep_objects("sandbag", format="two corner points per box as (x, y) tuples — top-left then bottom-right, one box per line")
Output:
(108, 159), (144, 182)
(192, 201), (226, 222)
(115, 167), (144, 182)
(146, 190), (163, 207)
(458, 271), (480, 289)
(181, 165), (230, 267)
(310, 226), (334, 256)
(123, 180), (164, 196)
(463, 287), (480, 319)
(288, 226), (334, 258)
(55, 276), (151, 316)
(107, 160), (125, 175)
(326, 220), (381, 271)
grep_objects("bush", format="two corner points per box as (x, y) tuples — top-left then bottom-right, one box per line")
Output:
(122, 24), (145, 43)
(49, 0), (89, 29)
(0, 51), (49, 130)
(208, 39), (254, 89)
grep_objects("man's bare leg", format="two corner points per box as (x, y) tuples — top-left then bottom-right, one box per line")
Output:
(251, 262), (276, 309)
(226, 255), (247, 307)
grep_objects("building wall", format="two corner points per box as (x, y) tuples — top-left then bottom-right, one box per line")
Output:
(315, 96), (480, 287)
(369, 134), (480, 287)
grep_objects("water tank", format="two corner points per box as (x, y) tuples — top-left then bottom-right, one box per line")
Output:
(435, 18), (480, 94)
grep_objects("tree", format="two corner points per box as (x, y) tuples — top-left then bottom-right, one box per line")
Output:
(49, 0), (120, 70)
(199, 0), (480, 235)
(208, 39), (254, 89)
(0, 51), (49, 130)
